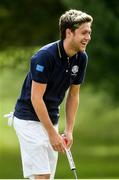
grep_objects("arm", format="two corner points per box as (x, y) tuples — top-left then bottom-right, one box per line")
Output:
(64, 84), (80, 148)
(31, 80), (65, 153)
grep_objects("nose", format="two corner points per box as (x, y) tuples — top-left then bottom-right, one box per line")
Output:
(85, 33), (91, 41)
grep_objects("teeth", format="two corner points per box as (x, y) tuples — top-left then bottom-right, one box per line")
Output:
(82, 41), (88, 46)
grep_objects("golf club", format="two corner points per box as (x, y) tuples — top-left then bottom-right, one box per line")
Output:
(62, 134), (78, 179)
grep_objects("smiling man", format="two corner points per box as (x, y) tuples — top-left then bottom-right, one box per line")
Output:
(13, 9), (93, 179)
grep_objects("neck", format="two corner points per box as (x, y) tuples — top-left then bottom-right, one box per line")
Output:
(63, 39), (76, 57)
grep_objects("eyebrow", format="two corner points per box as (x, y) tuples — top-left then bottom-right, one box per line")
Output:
(79, 25), (91, 30)
(81, 29), (92, 33)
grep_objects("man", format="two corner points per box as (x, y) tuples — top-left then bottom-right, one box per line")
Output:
(13, 9), (93, 179)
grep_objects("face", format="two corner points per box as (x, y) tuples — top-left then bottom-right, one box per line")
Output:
(69, 22), (92, 52)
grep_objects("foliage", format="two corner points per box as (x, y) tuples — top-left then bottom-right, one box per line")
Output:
(0, 46), (38, 70)
(0, 0), (119, 101)
(0, 0), (66, 47)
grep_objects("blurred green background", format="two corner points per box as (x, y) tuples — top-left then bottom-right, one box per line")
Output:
(0, 0), (119, 179)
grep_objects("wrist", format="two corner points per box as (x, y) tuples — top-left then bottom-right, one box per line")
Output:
(47, 125), (57, 136)
(64, 129), (73, 136)
(64, 127), (73, 133)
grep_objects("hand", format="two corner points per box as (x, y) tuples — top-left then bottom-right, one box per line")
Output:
(63, 132), (73, 149)
(48, 129), (65, 153)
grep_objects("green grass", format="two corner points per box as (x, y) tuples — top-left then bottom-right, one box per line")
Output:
(0, 68), (119, 179)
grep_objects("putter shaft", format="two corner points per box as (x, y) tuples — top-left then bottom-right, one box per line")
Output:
(65, 148), (78, 179)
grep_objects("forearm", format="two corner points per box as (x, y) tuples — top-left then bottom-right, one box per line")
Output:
(31, 96), (56, 135)
(31, 80), (65, 153)
(65, 92), (79, 133)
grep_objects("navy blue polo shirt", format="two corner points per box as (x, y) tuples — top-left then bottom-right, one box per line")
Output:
(14, 40), (88, 125)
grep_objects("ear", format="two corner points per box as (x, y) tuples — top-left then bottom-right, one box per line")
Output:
(66, 28), (72, 38)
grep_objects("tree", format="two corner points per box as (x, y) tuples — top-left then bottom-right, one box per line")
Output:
(0, 0), (66, 47)
(0, 0), (119, 101)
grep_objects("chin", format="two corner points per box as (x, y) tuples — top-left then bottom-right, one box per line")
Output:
(79, 48), (86, 52)
(78, 45), (86, 52)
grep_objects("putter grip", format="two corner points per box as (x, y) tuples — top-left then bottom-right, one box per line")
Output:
(65, 148), (76, 170)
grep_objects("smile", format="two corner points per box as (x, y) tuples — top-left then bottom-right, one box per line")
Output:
(81, 42), (87, 46)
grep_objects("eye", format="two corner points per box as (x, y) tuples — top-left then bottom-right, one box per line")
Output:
(82, 31), (87, 35)
(82, 30), (91, 35)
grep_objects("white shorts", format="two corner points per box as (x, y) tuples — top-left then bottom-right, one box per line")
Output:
(13, 117), (58, 179)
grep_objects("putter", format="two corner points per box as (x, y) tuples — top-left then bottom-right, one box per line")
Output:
(62, 134), (78, 179)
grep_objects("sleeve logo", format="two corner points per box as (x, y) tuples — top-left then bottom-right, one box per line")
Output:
(71, 65), (79, 74)
(36, 64), (44, 72)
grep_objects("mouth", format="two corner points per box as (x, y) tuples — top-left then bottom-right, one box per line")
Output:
(81, 42), (88, 46)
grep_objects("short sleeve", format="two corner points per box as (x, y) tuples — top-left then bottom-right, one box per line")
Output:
(30, 50), (53, 83)
(73, 52), (88, 85)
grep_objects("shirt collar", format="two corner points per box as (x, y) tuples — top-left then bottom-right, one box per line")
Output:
(57, 40), (79, 61)
(57, 40), (68, 60)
